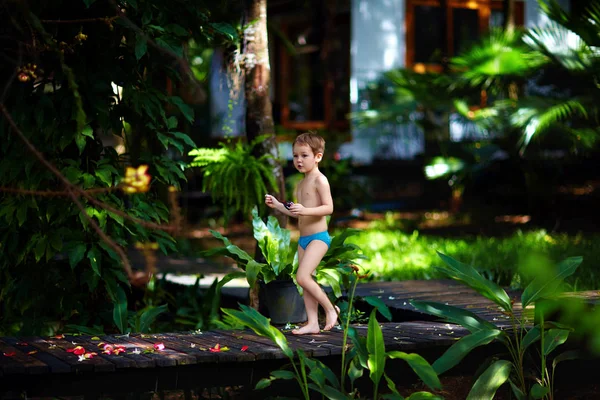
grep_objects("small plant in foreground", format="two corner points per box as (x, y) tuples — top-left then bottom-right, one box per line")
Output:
(411, 252), (583, 399)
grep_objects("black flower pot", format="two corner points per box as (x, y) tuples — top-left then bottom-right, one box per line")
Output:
(261, 279), (307, 325)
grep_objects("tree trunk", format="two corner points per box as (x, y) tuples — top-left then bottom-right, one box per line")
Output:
(503, 0), (515, 32)
(243, 0), (287, 228)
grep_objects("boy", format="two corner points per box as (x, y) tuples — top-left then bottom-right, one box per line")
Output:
(264, 132), (339, 334)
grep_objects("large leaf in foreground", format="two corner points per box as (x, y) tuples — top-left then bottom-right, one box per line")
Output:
(466, 360), (512, 400)
(367, 309), (386, 393)
(433, 329), (503, 374)
(387, 351), (442, 391)
(521, 256), (582, 308)
(436, 252), (512, 312)
(222, 305), (293, 358)
(410, 300), (497, 333)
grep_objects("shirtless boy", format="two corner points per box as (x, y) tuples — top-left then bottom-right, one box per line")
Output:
(264, 132), (339, 334)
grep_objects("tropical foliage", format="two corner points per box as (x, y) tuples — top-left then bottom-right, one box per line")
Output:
(411, 252), (582, 399)
(0, 0), (237, 335)
(188, 135), (279, 220)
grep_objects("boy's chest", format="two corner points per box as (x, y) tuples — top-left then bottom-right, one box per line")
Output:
(297, 180), (317, 203)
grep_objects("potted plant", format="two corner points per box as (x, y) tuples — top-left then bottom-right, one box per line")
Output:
(204, 207), (365, 325)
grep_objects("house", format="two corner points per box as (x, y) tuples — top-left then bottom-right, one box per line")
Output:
(209, 0), (570, 163)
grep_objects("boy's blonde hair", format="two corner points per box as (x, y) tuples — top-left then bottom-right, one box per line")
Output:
(293, 132), (325, 155)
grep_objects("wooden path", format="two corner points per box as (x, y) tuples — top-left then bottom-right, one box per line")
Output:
(0, 280), (597, 398)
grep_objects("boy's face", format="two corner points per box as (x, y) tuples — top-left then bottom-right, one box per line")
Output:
(292, 143), (322, 173)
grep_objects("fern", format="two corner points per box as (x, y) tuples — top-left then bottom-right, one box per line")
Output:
(187, 136), (278, 219)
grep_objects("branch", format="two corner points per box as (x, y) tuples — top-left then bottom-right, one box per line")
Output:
(40, 16), (118, 24)
(66, 187), (133, 279)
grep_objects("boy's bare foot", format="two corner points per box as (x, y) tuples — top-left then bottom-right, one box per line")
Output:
(323, 305), (340, 331)
(292, 323), (321, 335)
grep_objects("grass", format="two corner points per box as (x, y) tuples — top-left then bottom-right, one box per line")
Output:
(338, 213), (600, 290)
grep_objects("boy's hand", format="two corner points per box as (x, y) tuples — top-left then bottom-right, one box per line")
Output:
(289, 203), (305, 216)
(264, 194), (280, 209)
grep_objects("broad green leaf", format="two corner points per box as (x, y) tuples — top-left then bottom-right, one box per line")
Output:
(222, 305), (293, 358)
(543, 329), (569, 355)
(34, 237), (47, 262)
(307, 384), (348, 400)
(87, 246), (101, 276)
(466, 360), (511, 400)
(387, 351), (442, 391)
(113, 286), (129, 333)
(170, 131), (197, 148)
(170, 96), (194, 123)
(521, 326), (541, 352)
(75, 133), (87, 154)
(436, 252), (512, 312)
(433, 329), (502, 374)
(255, 378), (272, 390)
(16, 203), (27, 226)
(406, 393), (443, 400)
(49, 234), (62, 251)
(82, 0), (96, 7)
(364, 296), (392, 321)
(348, 326), (368, 368)
(95, 168), (112, 186)
(410, 300), (498, 333)
(246, 260), (262, 288)
(349, 358), (364, 384)
(139, 304), (168, 333)
(270, 370), (295, 380)
(209, 22), (238, 40)
(530, 383), (549, 399)
(383, 373), (404, 399)
(68, 243), (87, 269)
(81, 125), (94, 138)
(367, 309), (386, 390)
(521, 257), (583, 308)
(552, 349), (580, 369)
(166, 116), (178, 129)
(509, 379), (526, 400)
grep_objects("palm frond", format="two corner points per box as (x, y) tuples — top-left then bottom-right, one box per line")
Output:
(450, 28), (541, 91)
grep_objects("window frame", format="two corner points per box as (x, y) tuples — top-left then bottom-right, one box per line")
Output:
(406, 0), (525, 71)
(277, 14), (350, 131)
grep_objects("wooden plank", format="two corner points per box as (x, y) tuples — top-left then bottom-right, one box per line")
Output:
(215, 330), (289, 360)
(124, 333), (197, 366)
(20, 336), (93, 373)
(97, 335), (156, 368)
(99, 335), (181, 367)
(1, 337), (71, 374)
(0, 338), (48, 375)
(147, 332), (234, 363)
(281, 330), (338, 356)
(63, 334), (137, 370)
(42, 335), (116, 373)
(185, 331), (256, 362)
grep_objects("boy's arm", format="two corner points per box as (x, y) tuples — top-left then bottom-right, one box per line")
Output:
(293, 175), (334, 217)
(265, 194), (298, 218)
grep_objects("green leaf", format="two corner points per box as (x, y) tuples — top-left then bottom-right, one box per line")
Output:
(16, 203), (27, 226)
(169, 96), (194, 123)
(271, 370), (295, 380)
(87, 246), (101, 276)
(75, 133), (87, 154)
(383, 373), (403, 399)
(364, 296), (392, 321)
(552, 349), (580, 369)
(530, 383), (549, 399)
(509, 379), (526, 400)
(95, 168), (113, 186)
(68, 243), (87, 269)
(433, 329), (502, 374)
(49, 234), (63, 251)
(521, 326), (541, 352)
(209, 22), (238, 40)
(348, 326), (369, 368)
(543, 329), (569, 356)
(406, 392), (443, 400)
(436, 252), (512, 312)
(135, 34), (147, 60)
(245, 260), (262, 288)
(367, 309), (386, 392)
(81, 125), (94, 138)
(387, 351), (442, 391)
(113, 286), (129, 334)
(166, 116), (178, 129)
(410, 300), (498, 333)
(82, 0), (97, 8)
(139, 304), (168, 333)
(466, 360), (511, 400)
(221, 305), (293, 358)
(255, 378), (272, 390)
(34, 237), (47, 262)
(521, 257), (583, 308)
(165, 24), (189, 37)
(169, 131), (197, 148)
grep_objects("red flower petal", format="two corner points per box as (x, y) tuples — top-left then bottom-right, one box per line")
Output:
(153, 343), (165, 351)
(67, 346), (86, 355)
(241, 345), (249, 352)
(3, 352), (16, 357)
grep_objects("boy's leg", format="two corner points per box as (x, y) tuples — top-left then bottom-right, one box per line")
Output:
(292, 241), (338, 335)
(292, 247), (320, 334)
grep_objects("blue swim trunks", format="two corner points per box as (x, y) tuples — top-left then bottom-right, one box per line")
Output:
(298, 231), (331, 250)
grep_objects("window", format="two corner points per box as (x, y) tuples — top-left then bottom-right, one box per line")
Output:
(406, 0), (525, 70)
(276, 13), (350, 131)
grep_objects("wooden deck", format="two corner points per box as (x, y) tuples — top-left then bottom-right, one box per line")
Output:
(0, 280), (596, 398)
